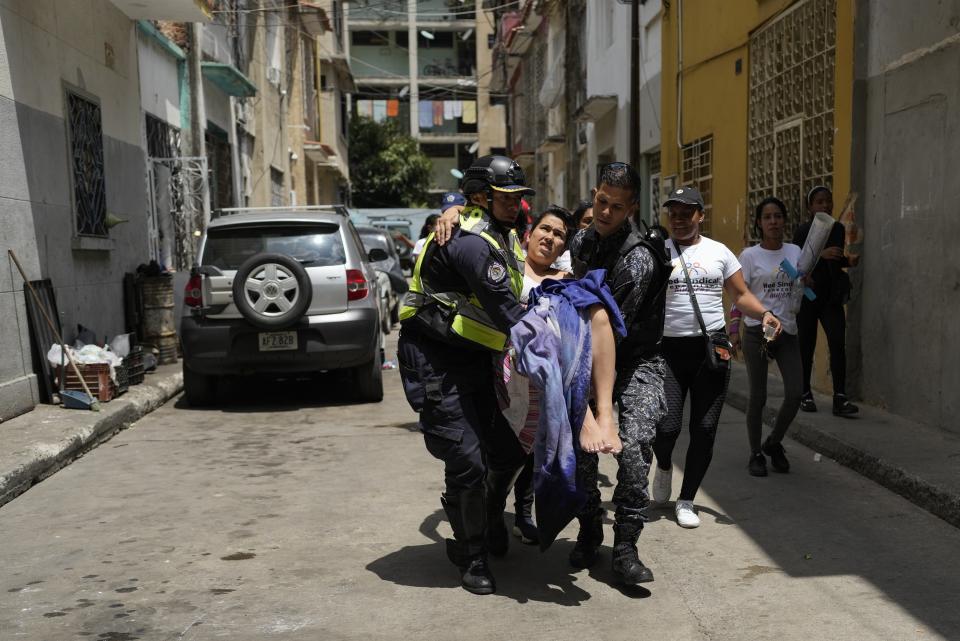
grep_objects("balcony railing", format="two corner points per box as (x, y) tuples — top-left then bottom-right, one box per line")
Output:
(349, 0), (475, 23)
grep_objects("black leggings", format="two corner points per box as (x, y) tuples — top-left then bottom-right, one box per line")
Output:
(654, 336), (731, 501)
(796, 298), (846, 396)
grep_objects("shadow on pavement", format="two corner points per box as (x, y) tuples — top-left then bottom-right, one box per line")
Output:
(367, 509), (604, 606)
(173, 373), (369, 412)
(667, 413), (960, 639)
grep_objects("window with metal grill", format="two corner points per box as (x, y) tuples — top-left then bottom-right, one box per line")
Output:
(66, 90), (107, 237)
(681, 135), (713, 236)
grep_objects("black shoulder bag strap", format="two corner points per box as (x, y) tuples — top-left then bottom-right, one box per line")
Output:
(673, 239), (726, 371)
(673, 239), (710, 339)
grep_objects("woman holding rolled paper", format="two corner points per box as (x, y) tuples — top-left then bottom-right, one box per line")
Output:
(793, 186), (859, 417)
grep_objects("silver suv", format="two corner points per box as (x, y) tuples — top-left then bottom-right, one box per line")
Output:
(180, 207), (386, 405)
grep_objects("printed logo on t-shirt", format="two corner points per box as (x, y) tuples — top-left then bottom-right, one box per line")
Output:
(761, 264), (794, 300)
(668, 260), (722, 293)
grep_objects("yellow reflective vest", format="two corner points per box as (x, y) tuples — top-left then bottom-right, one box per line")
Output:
(399, 206), (524, 351)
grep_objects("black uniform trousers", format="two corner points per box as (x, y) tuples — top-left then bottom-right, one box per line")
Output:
(398, 329), (525, 495)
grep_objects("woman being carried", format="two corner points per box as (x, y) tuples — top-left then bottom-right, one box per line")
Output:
(521, 207), (620, 455)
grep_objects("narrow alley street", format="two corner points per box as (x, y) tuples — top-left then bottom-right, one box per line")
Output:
(2, 338), (958, 641)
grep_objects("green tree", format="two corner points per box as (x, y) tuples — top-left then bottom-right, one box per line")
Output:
(348, 117), (432, 207)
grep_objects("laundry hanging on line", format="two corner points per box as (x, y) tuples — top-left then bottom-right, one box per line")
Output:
(372, 100), (387, 123)
(462, 100), (477, 124)
(418, 101), (433, 129)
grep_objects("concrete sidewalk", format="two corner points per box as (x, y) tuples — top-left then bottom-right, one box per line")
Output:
(725, 361), (960, 528)
(0, 363), (183, 508)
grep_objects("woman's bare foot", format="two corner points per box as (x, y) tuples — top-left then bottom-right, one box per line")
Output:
(580, 410), (607, 454)
(596, 409), (622, 454)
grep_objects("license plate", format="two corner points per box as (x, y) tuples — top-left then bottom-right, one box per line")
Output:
(258, 331), (298, 351)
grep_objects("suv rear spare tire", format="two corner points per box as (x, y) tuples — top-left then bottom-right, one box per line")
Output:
(233, 253), (312, 329)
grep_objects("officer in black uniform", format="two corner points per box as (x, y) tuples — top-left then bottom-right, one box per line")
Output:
(397, 156), (533, 595)
(567, 162), (672, 585)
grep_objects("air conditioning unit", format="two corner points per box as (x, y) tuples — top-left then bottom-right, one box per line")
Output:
(267, 66), (282, 86)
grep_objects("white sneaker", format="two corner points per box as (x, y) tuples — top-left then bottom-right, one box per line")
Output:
(675, 500), (701, 528)
(651, 466), (672, 504)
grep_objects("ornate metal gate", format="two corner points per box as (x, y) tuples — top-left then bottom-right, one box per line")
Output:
(147, 156), (209, 271)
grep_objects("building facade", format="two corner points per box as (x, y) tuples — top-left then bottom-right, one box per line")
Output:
(1, 0), (349, 420)
(0, 0), (214, 421)
(345, 0), (505, 200)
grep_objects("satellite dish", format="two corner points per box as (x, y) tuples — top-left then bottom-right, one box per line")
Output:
(450, 169), (464, 179)
(420, 30), (435, 40)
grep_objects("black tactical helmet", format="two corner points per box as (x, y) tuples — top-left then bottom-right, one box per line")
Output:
(461, 155), (536, 196)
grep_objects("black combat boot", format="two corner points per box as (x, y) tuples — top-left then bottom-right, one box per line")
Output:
(458, 488), (496, 594)
(511, 461), (539, 545)
(611, 522), (654, 585)
(485, 467), (519, 557)
(568, 507), (605, 568)
(440, 494), (466, 567)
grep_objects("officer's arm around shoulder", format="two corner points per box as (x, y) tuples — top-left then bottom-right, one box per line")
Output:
(448, 233), (525, 332)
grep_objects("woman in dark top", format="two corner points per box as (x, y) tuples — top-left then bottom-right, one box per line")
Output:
(792, 186), (859, 416)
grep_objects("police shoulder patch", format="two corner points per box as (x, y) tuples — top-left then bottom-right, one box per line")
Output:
(487, 260), (507, 284)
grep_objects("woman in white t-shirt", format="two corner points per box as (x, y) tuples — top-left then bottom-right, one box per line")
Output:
(651, 186), (782, 529)
(732, 197), (803, 478)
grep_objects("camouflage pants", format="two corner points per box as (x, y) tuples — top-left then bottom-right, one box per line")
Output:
(577, 356), (667, 527)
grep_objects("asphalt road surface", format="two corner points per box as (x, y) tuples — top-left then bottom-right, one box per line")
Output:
(2, 334), (959, 641)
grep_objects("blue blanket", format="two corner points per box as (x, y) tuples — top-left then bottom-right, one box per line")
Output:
(510, 270), (625, 549)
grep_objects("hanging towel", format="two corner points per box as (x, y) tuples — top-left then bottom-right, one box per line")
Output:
(433, 101), (444, 126)
(358, 99), (373, 118)
(418, 101), (433, 129)
(386, 99), (400, 117)
(462, 100), (477, 124)
(443, 100), (455, 120)
(373, 100), (387, 122)
(452, 100), (463, 118)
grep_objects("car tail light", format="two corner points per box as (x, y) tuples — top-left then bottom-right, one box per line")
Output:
(184, 273), (203, 308)
(346, 269), (368, 301)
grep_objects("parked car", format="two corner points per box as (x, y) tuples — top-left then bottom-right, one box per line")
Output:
(180, 207), (389, 406)
(356, 226), (409, 333)
(351, 208), (434, 274)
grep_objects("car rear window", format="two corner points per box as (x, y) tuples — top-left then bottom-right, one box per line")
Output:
(359, 232), (391, 254)
(203, 224), (346, 270)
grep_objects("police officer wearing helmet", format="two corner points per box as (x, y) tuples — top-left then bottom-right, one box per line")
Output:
(397, 155), (532, 595)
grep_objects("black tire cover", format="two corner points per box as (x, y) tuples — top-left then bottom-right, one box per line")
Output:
(232, 253), (312, 329)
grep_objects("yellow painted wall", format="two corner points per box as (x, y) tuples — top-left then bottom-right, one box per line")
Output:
(661, 0), (855, 392)
(661, 0), (853, 246)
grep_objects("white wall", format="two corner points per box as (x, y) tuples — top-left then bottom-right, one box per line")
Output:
(639, 0), (662, 155)
(138, 34), (181, 127)
(584, 1), (632, 165)
(1, 0), (142, 146)
(203, 77), (232, 133)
